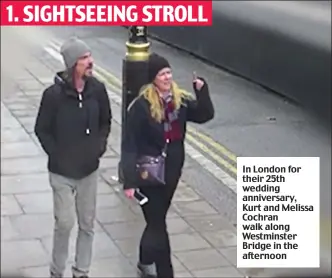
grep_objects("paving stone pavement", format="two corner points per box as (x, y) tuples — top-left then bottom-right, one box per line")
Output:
(1, 54), (246, 278)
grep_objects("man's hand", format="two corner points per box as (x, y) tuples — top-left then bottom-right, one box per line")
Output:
(124, 188), (135, 199)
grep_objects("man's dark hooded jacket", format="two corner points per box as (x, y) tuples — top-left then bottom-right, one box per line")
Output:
(35, 71), (112, 179)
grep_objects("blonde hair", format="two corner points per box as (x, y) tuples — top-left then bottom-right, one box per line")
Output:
(137, 81), (193, 123)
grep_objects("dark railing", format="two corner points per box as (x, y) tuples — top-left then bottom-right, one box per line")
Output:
(146, 1), (331, 121)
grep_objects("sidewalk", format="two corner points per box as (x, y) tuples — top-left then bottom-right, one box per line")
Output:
(1, 52), (243, 277)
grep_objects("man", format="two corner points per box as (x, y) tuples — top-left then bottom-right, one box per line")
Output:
(34, 37), (112, 278)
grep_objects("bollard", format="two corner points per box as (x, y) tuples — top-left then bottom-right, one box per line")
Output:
(118, 26), (151, 183)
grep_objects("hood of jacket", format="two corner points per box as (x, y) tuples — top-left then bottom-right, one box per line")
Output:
(53, 70), (94, 98)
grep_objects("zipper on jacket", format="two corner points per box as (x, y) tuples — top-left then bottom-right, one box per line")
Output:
(78, 92), (90, 135)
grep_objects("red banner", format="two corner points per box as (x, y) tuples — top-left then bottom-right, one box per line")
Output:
(1, 1), (212, 26)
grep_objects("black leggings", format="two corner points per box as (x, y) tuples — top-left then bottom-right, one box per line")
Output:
(139, 180), (178, 278)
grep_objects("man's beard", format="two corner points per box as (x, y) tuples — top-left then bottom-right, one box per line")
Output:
(83, 63), (93, 78)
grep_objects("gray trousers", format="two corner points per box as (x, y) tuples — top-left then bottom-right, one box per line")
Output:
(49, 171), (98, 277)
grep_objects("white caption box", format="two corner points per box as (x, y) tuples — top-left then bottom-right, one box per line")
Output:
(236, 157), (320, 268)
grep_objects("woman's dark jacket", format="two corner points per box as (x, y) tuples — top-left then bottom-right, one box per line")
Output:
(121, 78), (214, 189)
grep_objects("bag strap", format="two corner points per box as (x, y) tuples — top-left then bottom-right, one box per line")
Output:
(160, 93), (173, 157)
(161, 115), (170, 158)
(161, 138), (169, 157)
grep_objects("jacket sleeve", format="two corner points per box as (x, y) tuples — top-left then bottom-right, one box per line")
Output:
(121, 98), (142, 190)
(98, 84), (112, 157)
(34, 87), (57, 156)
(187, 77), (215, 123)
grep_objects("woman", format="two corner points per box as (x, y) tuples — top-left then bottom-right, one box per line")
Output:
(121, 53), (214, 278)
